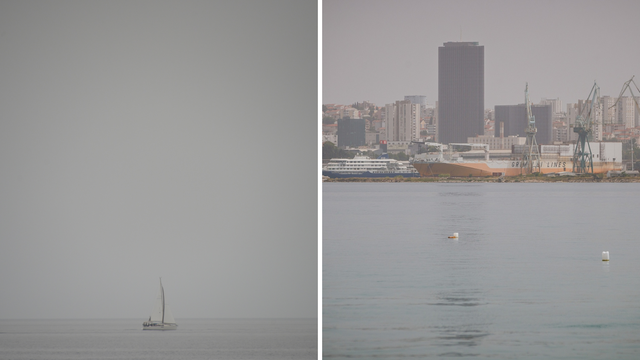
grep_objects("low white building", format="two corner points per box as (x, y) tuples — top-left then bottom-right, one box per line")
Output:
(322, 134), (338, 145)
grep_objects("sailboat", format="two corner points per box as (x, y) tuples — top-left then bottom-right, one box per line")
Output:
(143, 278), (178, 330)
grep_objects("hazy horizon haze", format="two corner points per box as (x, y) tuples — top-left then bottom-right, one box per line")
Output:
(323, 0), (640, 109)
(0, 1), (317, 320)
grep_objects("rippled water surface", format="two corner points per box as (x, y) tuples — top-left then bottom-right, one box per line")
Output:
(0, 318), (317, 360)
(323, 183), (640, 359)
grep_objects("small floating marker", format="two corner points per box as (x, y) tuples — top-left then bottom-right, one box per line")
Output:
(602, 251), (610, 261)
(448, 232), (459, 239)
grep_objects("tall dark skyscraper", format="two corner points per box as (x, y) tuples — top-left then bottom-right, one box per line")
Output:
(438, 42), (484, 144)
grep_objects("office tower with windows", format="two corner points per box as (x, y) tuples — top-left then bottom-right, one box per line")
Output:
(438, 42), (484, 144)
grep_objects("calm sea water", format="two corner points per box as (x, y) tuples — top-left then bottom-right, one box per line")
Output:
(323, 183), (640, 359)
(0, 318), (317, 359)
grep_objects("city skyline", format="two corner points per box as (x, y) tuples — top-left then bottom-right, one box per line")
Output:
(323, 0), (640, 109)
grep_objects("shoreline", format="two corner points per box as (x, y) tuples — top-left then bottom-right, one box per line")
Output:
(323, 174), (640, 183)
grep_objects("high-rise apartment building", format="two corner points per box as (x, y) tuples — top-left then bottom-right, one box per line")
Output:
(398, 100), (421, 141)
(540, 98), (562, 117)
(616, 97), (635, 128)
(600, 96), (617, 125)
(384, 103), (395, 141)
(636, 97), (640, 127)
(404, 95), (427, 119)
(438, 42), (484, 144)
(577, 99), (603, 141)
(566, 103), (580, 142)
(385, 100), (421, 142)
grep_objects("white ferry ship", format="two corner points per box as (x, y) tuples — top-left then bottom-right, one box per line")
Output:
(323, 154), (419, 178)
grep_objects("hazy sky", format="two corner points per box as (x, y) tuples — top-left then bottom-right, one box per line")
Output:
(323, 0), (640, 109)
(0, 1), (317, 319)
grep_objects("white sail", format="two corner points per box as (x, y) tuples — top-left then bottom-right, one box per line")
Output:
(163, 305), (176, 324)
(149, 292), (164, 322)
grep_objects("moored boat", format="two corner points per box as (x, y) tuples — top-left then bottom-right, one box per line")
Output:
(323, 154), (419, 178)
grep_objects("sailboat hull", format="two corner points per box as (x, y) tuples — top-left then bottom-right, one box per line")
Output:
(142, 322), (178, 330)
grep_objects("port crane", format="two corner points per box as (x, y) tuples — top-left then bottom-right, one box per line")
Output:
(610, 76), (640, 112)
(609, 76), (640, 171)
(521, 83), (541, 174)
(572, 82), (600, 174)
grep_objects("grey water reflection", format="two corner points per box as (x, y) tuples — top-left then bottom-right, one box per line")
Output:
(324, 183), (640, 358)
(430, 288), (491, 350)
(431, 187), (492, 351)
(431, 289), (485, 307)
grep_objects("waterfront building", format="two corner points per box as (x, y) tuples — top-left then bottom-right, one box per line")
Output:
(438, 42), (484, 144)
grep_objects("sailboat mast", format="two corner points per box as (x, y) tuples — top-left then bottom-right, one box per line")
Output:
(160, 278), (165, 324)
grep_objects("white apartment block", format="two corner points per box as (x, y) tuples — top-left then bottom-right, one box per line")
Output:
(566, 103), (580, 142)
(433, 100), (439, 142)
(635, 97), (640, 127)
(554, 125), (569, 143)
(386, 100), (421, 142)
(384, 103), (395, 141)
(617, 97), (635, 128)
(600, 96), (617, 125)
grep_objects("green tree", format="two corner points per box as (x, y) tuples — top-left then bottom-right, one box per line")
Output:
(322, 141), (352, 159)
(388, 152), (409, 161)
(322, 141), (338, 159)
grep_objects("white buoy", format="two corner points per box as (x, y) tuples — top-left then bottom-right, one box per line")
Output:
(448, 232), (459, 239)
(602, 251), (609, 261)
